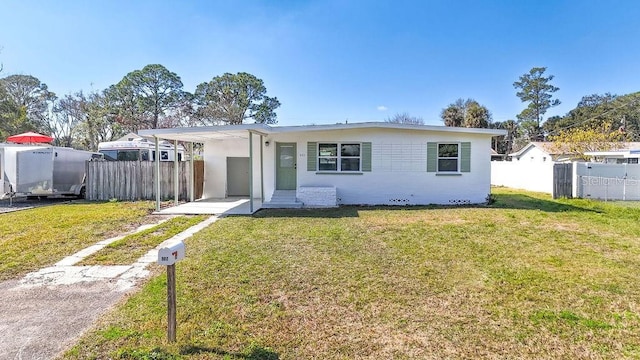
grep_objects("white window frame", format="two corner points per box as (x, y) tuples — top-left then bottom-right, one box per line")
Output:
(318, 143), (361, 172)
(437, 143), (460, 172)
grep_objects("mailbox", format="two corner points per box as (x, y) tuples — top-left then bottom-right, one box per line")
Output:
(157, 241), (185, 265)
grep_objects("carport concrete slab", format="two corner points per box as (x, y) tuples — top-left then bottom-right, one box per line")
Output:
(155, 198), (262, 215)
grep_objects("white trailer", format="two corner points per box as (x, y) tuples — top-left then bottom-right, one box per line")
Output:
(98, 138), (185, 162)
(0, 144), (101, 199)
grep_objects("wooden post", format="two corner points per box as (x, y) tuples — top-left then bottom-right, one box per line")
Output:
(167, 264), (177, 342)
(155, 136), (161, 212)
(174, 140), (179, 206)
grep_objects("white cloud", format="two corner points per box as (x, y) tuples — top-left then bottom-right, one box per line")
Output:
(377, 105), (388, 111)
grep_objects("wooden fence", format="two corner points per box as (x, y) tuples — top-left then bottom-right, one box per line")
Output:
(552, 163), (573, 199)
(86, 160), (204, 201)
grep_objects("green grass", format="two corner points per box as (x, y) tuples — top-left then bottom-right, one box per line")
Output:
(81, 215), (207, 265)
(0, 201), (156, 281)
(62, 189), (640, 359)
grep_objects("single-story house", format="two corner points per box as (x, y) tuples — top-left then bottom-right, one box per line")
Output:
(508, 142), (573, 163)
(584, 142), (640, 164)
(139, 122), (505, 210)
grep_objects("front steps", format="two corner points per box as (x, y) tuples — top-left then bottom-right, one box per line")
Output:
(261, 190), (303, 209)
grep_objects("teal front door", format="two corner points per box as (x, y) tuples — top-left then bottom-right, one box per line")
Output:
(276, 143), (296, 190)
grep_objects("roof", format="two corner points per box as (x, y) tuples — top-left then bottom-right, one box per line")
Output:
(511, 141), (640, 158)
(138, 122), (507, 142)
(509, 142), (559, 157)
(584, 144), (640, 157)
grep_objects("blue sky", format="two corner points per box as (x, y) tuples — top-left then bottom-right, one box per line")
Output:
(1, 0), (639, 126)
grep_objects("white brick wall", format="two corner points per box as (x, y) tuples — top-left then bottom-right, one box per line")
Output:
(297, 186), (337, 207)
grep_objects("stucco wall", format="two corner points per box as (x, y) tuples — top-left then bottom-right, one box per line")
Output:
(203, 127), (495, 205)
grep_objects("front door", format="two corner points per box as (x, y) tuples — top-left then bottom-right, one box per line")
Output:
(276, 143), (296, 190)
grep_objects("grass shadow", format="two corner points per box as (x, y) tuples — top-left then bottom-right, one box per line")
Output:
(490, 193), (601, 213)
(248, 192), (603, 219)
(252, 206), (361, 218)
(180, 344), (279, 359)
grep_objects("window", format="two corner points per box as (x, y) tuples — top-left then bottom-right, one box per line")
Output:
(629, 158), (639, 164)
(117, 150), (139, 161)
(100, 150), (118, 161)
(437, 143), (459, 172)
(318, 143), (361, 172)
(161, 151), (169, 160)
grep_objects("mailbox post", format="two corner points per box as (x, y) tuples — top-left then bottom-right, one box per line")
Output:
(157, 241), (185, 343)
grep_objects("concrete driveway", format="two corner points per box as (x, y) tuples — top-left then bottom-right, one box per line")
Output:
(0, 216), (218, 359)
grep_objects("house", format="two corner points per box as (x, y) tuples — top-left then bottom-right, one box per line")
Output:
(584, 142), (640, 164)
(138, 122), (505, 210)
(508, 142), (571, 163)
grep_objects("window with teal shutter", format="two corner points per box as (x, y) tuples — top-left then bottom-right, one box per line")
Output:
(307, 142), (317, 171)
(361, 142), (372, 172)
(460, 142), (471, 172)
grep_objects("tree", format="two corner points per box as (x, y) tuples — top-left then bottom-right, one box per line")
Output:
(548, 121), (624, 160)
(48, 92), (89, 147)
(194, 72), (280, 125)
(440, 98), (491, 128)
(0, 74), (56, 132)
(513, 67), (560, 140)
(107, 64), (185, 131)
(385, 112), (424, 125)
(80, 90), (126, 150)
(491, 119), (520, 155)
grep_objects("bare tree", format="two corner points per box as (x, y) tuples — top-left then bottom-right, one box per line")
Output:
(385, 112), (424, 125)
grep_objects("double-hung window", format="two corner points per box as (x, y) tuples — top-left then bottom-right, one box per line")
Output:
(318, 143), (361, 172)
(437, 143), (459, 172)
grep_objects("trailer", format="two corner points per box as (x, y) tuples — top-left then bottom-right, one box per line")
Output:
(98, 138), (185, 162)
(0, 144), (101, 199)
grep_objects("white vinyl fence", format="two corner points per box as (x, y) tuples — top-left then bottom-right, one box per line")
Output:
(575, 162), (640, 201)
(491, 160), (555, 194)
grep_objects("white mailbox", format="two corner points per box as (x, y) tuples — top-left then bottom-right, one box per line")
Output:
(157, 241), (185, 265)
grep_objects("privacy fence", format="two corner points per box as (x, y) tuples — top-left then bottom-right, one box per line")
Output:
(492, 160), (640, 201)
(575, 162), (640, 201)
(85, 160), (204, 201)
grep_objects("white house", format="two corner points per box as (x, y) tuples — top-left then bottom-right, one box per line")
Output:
(508, 142), (563, 163)
(139, 122), (505, 210)
(584, 142), (640, 164)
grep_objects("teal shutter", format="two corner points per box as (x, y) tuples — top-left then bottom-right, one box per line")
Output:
(361, 142), (372, 172)
(460, 142), (471, 172)
(427, 142), (437, 172)
(307, 142), (317, 171)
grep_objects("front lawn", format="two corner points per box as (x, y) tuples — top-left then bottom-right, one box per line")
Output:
(63, 189), (640, 359)
(0, 201), (156, 281)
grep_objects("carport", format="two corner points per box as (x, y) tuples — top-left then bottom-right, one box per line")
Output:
(138, 124), (271, 215)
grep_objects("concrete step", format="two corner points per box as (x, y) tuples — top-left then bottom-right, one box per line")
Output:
(261, 202), (303, 209)
(262, 190), (303, 208)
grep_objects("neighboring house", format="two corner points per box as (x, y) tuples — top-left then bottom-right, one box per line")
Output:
(584, 142), (640, 164)
(139, 122), (505, 208)
(508, 142), (570, 163)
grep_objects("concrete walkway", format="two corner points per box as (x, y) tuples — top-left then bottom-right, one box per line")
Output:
(0, 215), (219, 360)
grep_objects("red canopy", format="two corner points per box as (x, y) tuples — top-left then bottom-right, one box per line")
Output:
(6, 132), (53, 144)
